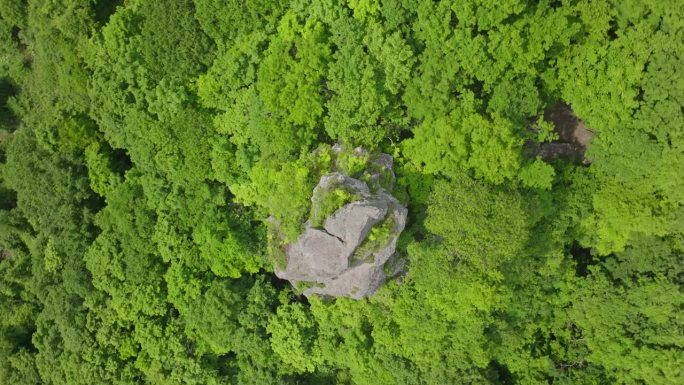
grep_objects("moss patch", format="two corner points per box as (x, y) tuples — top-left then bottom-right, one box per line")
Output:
(309, 186), (359, 228)
(352, 214), (395, 263)
(294, 280), (325, 292)
(360, 162), (394, 192)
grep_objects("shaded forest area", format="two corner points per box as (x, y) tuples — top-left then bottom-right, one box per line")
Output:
(0, 0), (682, 384)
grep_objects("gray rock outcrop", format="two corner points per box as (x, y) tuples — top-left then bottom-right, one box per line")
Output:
(275, 153), (407, 299)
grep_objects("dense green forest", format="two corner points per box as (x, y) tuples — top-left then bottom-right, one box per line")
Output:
(0, 0), (682, 384)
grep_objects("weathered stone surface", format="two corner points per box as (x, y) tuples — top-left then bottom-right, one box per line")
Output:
(324, 200), (388, 256)
(280, 228), (348, 282)
(373, 153), (394, 170)
(274, 152), (407, 299)
(315, 173), (371, 199)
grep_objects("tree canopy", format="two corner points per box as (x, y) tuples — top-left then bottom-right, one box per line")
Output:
(0, 1), (682, 384)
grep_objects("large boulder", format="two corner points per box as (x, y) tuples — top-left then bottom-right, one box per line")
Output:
(275, 153), (407, 299)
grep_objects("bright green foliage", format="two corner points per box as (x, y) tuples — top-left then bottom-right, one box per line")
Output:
(310, 187), (357, 228)
(335, 146), (370, 177)
(551, 0), (684, 254)
(85, 178), (166, 321)
(347, 0), (380, 20)
(259, 12), (330, 132)
(231, 158), (318, 241)
(200, 10), (332, 169)
(425, 175), (529, 272)
(193, 0), (286, 47)
(403, 92), (526, 185)
(353, 215), (394, 262)
(0, 0), (682, 384)
(323, 14), (411, 147)
(518, 158), (556, 190)
(565, 235), (684, 384)
(268, 302), (321, 373)
(84, 141), (124, 197)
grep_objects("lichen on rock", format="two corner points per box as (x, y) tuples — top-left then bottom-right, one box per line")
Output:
(273, 146), (407, 299)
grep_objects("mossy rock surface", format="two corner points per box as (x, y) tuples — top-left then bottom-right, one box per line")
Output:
(273, 149), (407, 299)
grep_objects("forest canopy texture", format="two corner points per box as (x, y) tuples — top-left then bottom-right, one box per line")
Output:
(0, 0), (683, 384)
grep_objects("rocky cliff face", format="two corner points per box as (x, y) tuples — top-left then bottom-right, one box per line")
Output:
(274, 151), (407, 299)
